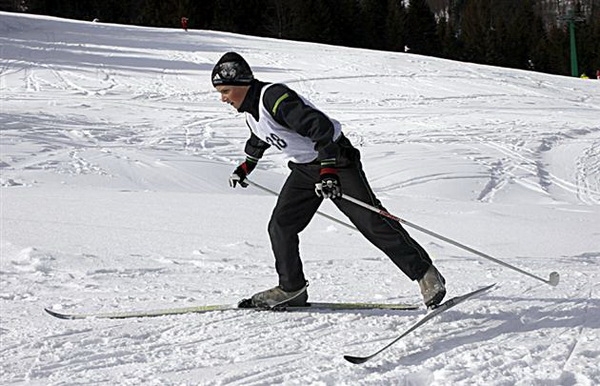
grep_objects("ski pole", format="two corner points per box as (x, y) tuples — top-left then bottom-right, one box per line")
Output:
(340, 193), (560, 287)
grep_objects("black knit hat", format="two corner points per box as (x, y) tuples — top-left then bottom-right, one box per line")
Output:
(211, 52), (254, 86)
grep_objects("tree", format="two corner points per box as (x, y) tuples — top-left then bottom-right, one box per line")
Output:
(406, 0), (441, 55)
(577, 4), (600, 77)
(460, 0), (495, 64)
(263, 0), (295, 38)
(358, 0), (390, 50)
(0, 0), (25, 11)
(209, 0), (266, 36)
(499, 0), (546, 69)
(329, 0), (362, 48)
(385, 0), (407, 52)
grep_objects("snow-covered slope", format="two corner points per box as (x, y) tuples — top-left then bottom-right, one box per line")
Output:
(1, 11), (599, 385)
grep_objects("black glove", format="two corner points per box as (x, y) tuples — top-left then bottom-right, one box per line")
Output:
(315, 168), (342, 199)
(229, 158), (257, 188)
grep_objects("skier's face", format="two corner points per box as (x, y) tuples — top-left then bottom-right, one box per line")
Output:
(215, 85), (249, 111)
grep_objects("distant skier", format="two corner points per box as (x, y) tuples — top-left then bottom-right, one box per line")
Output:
(212, 52), (446, 308)
(181, 17), (188, 32)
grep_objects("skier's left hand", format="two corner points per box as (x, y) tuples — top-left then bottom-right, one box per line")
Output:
(315, 170), (342, 199)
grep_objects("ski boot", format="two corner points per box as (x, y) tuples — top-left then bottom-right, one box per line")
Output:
(418, 265), (446, 308)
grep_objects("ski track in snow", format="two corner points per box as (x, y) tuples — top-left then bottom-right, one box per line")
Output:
(1, 12), (600, 386)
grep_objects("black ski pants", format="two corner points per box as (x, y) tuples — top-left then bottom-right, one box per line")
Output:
(268, 136), (433, 291)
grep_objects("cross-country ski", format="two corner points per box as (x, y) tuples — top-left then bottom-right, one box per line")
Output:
(44, 301), (418, 320)
(344, 283), (496, 364)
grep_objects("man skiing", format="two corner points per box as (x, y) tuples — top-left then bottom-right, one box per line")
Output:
(212, 52), (446, 309)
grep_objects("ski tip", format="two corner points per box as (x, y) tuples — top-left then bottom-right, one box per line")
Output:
(475, 283), (497, 295)
(344, 355), (370, 365)
(44, 307), (74, 320)
(44, 307), (89, 320)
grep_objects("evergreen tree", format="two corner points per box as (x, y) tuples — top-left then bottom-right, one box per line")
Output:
(0, 0), (24, 11)
(498, 0), (546, 70)
(358, 0), (390, 50)
(460, 0), (498, 64)
(578, 15), (600, 77)
(263, 0), (294, 39)
(544, 24), (571, 75)
(437, 14), (456, 58)
(329, 0), (362, 48)
(406, 0), (441, 55)
(282, 0), (330, 43)
(208, 0), (266, 36)
(385, 0), (407, 52)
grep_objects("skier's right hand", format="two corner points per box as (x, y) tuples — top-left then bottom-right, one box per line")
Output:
(229, 160), (256, 188)
(315, 169), (342, 199)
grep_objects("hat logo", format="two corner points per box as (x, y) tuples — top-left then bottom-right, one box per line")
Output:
(218, 62), (238, 80)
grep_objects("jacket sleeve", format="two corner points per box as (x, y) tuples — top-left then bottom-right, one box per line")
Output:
(243, 130), (270, 161)
(263, 84), (338, 163)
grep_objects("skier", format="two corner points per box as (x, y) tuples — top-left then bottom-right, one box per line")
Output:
(181, 17), (188, 32)
(212, 52), (446, 308)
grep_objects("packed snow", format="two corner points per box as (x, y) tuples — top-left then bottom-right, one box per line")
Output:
(1, 11), (599, 385)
